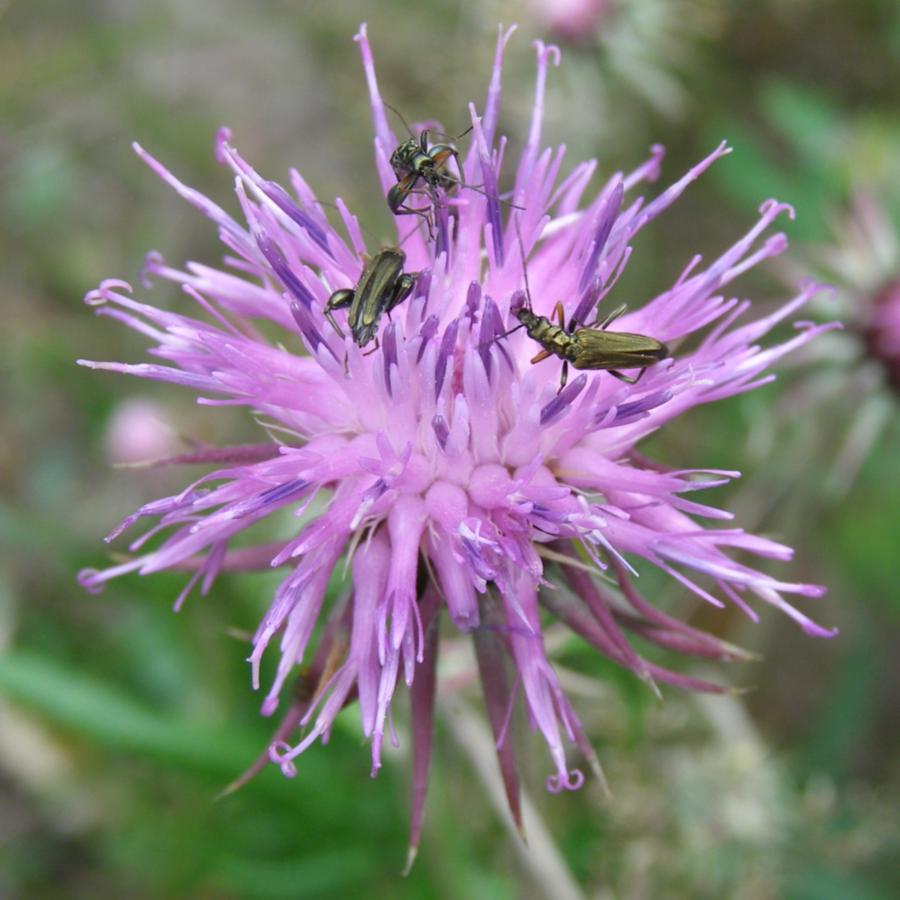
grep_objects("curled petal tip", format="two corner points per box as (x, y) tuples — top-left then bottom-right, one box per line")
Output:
(547, 769), (584, 794)
(268, 740), (298, 775)
(532, 40), (562, 66)
(268, 740), (288, 757)
(546, 768), (585, 793)
(83, 291), (105, 307)
(760, 198), (795, 220)
(77, 568), (104, 594)
(84, 278), (132, 306)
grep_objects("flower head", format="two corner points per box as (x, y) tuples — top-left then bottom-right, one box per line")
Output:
(104, 397), (178, 466)
(812, 191), (900, 393)
(865, 277), (900, 391)
(774, 190), (900, 492)
(531, 0), (612, 43)
(79, 24), (835, 849)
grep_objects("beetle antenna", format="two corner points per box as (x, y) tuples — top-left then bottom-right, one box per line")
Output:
(427, 123), (475, 143)
(514, 218), (534, 313)
(476, 320), (525, 352)
(440, 174), (524, 210)
(383, 102), (417, 139)
(396, 218), (430, 250)
(315, 199), (426, 253)
(496, 322), (525, 341)
(314, 199), (383, 247)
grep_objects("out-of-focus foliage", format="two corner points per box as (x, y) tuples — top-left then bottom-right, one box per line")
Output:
(1, 1), (898, 897)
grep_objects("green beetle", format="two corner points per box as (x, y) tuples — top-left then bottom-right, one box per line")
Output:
(505, 225), (669, 391)
(324, 248), (418, 347)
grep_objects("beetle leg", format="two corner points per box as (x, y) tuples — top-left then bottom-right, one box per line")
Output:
(395, 202), (431, 218)
(558, 360), (569, 393)
(324, 289), (354, 338)
(608, 369), (640, 384)
(552, 301), (566, 329)
(429, 146), (458, 165)
(396, 204), (434, 241)
(593, 303), (628, 331)
(393, 202), (435, 239)
(387, 172), (422, 216)
(362, 336), (381, 358)
(325, 311), (345, 338)
(530, 349), (552, 364)
(429, 147), (459, 179)
(385, 274), (418, 314)
(392, 184), (435, 231)
(435, 173), (524, 210)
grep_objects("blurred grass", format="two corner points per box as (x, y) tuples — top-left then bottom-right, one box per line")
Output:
(1, 0), (899, 897)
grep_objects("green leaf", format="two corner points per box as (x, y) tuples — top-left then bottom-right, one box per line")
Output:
(0, 648), (259, 778)
(784, 867), (893, 900)
(760, 80), (843, 167)
(215, 850), (375, 900)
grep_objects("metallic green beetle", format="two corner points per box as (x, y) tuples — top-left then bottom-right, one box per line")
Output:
(384, 107), (522, 234)
(386, 129), (461, 224)
(506, 225), (668, 391)
(324, 248), (418, 347)
(513, 299), (669, 391)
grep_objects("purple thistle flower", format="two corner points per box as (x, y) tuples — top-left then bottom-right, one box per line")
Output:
(78, 24), (837, 854)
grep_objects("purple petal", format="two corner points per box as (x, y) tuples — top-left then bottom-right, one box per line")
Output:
(406, 588), (441, 870)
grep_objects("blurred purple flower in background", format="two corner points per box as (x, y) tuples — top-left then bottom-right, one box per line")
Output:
(104, 397), (178, 466)
(775, 191), (900, 493)
(820, 192), (900, 393)
(78, 24), (837, 852)
(866, 277), (900, 391)
(531, 0), (612, 43)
